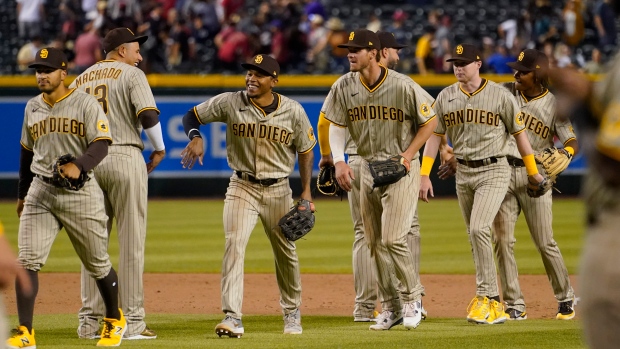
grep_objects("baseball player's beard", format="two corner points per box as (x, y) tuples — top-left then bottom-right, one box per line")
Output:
(38, 80), (61, 94)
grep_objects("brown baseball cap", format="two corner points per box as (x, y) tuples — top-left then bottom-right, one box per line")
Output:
(337, 29), (381, 50)
(103, 27), (148, 53)
(446, 43), (482, 62)
(507, 49), (549, 72)
(29, 47), (68, 70)
(377, 31), (407, 49)
(241, 54), (280, 78)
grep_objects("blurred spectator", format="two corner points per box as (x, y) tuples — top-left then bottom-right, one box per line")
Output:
(82, 0), (99, 18)
(562, 0), (584, 47)
(220, 0), (245, 23)
(17, 0), (46, 40)
(167, 18), (193, 72)
(16, 36), (44, 73)
(415, 25), (436, 75)
(530, 0), (560, 45)
(542, 39), (558, 67)
(185, 0), (220, 34)
(366, 13), (382, 33)
(433, 14), (453, 73)
(106, 0), (142, 28)
(139, 3), (167, 73)
(385, 9), (408, 47)
(91, 0), (115, 33)
(304, 0), (326, 19)
(581, 47), (604, 74)
(324, 17), (349, 74)
(214, 14), (251, 73)
(49, 35), (76, 63)
(485, 42), (516, 74)
(72, 22), (103, 74)
(554, 42), (574, 68)
(306, 14), (329, 73)
(58, 0), (83, 41)
(270, 19), (291, 70)
(593, 0), (617, 51)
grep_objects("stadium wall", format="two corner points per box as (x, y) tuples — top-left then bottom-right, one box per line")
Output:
(0, 74), (586, 199)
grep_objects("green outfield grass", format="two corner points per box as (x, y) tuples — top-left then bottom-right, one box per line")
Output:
(6, 314), (585, 349)
(0, 198), (586, 274)
(0, 198), (588, 348)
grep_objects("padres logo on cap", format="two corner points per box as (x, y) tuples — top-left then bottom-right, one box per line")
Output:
(255, 55), (263, 64)
(349, 32), (355, 40)
(456, 45), (463, 54)
(40, 49), (49, 59)
(518, 52), (525, 61)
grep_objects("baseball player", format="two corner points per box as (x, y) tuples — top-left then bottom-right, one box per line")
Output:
(180, 54), (316, 337)
(7, 47), (126, 348)
(69, 27), (165, 340)
(0, 220), (32, 346)
(317, 31), (427, 322)
(419, 43), (545, 325)
(323, 29), (437, 331)
(549, 32), (620, 347)
(492, 49), (578, 320)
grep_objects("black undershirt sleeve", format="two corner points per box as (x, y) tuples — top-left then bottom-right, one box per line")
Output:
(138, 109), (160, 129)
(18, 146), (35, 200)
(183, 109), (202, 139)
(73, 140), (110, 172)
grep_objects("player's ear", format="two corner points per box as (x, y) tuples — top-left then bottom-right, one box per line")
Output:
(270, 77), (278, 88)
(60, 69), (67, 81)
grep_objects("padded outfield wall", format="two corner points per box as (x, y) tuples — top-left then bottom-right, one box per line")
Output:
(0, 74), (586, 198)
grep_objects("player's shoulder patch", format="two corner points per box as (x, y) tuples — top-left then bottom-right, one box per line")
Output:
(307, 126), (315, 141)
(419, 102), (431, 117)
(515, 112), (525, 126)
(97, 120), (110, 133)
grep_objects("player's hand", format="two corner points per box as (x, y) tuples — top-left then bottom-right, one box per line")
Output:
(437, 156), (457, 179)
(146, 149), (166, 174)
(398, 153), (411, 172)
(59, 162), (81, 180)
(16, 199), (25, 218)
(298, 195), (316, 212)
(439, 144), (454, 165)
(335, 161), (354, 192)
(180, 137), (204, 169)
(318, 154), (334, 169)
(419, 176), (434, 203)
(529, 173), (544, 184)
(0, 236), (31, 294)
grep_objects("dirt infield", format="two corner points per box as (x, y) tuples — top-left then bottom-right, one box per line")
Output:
(2, 273), (579, 320)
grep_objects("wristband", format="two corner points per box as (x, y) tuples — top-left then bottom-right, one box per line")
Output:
(188, 128), (202, 140)
(523, 153), (539, 176)
(420, 156), (435, 176)
(564, 146), (575, 156)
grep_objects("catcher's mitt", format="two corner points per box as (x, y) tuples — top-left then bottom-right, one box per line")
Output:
(316, 166), (343, 196)
(535, 147), (572, 178)
(52, 154), (89, 191)
(368, 155), (409, 188)
(278, 199), (315, 241)
(526, 176), (553, 198)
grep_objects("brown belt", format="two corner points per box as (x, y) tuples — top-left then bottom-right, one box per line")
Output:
(506, 157), (525, 167)
(235, 171), (287, 187)
(456, 157), (500, 168)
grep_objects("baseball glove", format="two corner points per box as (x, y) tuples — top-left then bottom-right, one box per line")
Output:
(52, 154), (89, 191)
(278, 199), (315, 242)
(368, 155), (409, 188)
(316, 166), (343, 196)
(526, 176), (554, 198)
(535, 147), (573, 178)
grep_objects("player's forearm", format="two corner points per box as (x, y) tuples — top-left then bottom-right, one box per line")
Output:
(74, 140), (109, 172)
(564, 139), (579, 156)
(18, 146), (34, 200)
(317, 112), (331, 156)
(514, 131), (540, 176)
(403, 117), (438, 161)
(140, 109), (165, 151)
(297, 150), (314, 198)
(420, 134), (441, 177)
(329, 124), (346, 163)
(183, 109), (202, 139)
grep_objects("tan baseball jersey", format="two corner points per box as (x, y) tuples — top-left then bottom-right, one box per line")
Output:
(194, 91), (316, 177)
(323, 70), (436, 161)
(21, 89), (112, 173)
(70, 60), (159, 149)
(433, 80), (525, 159)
